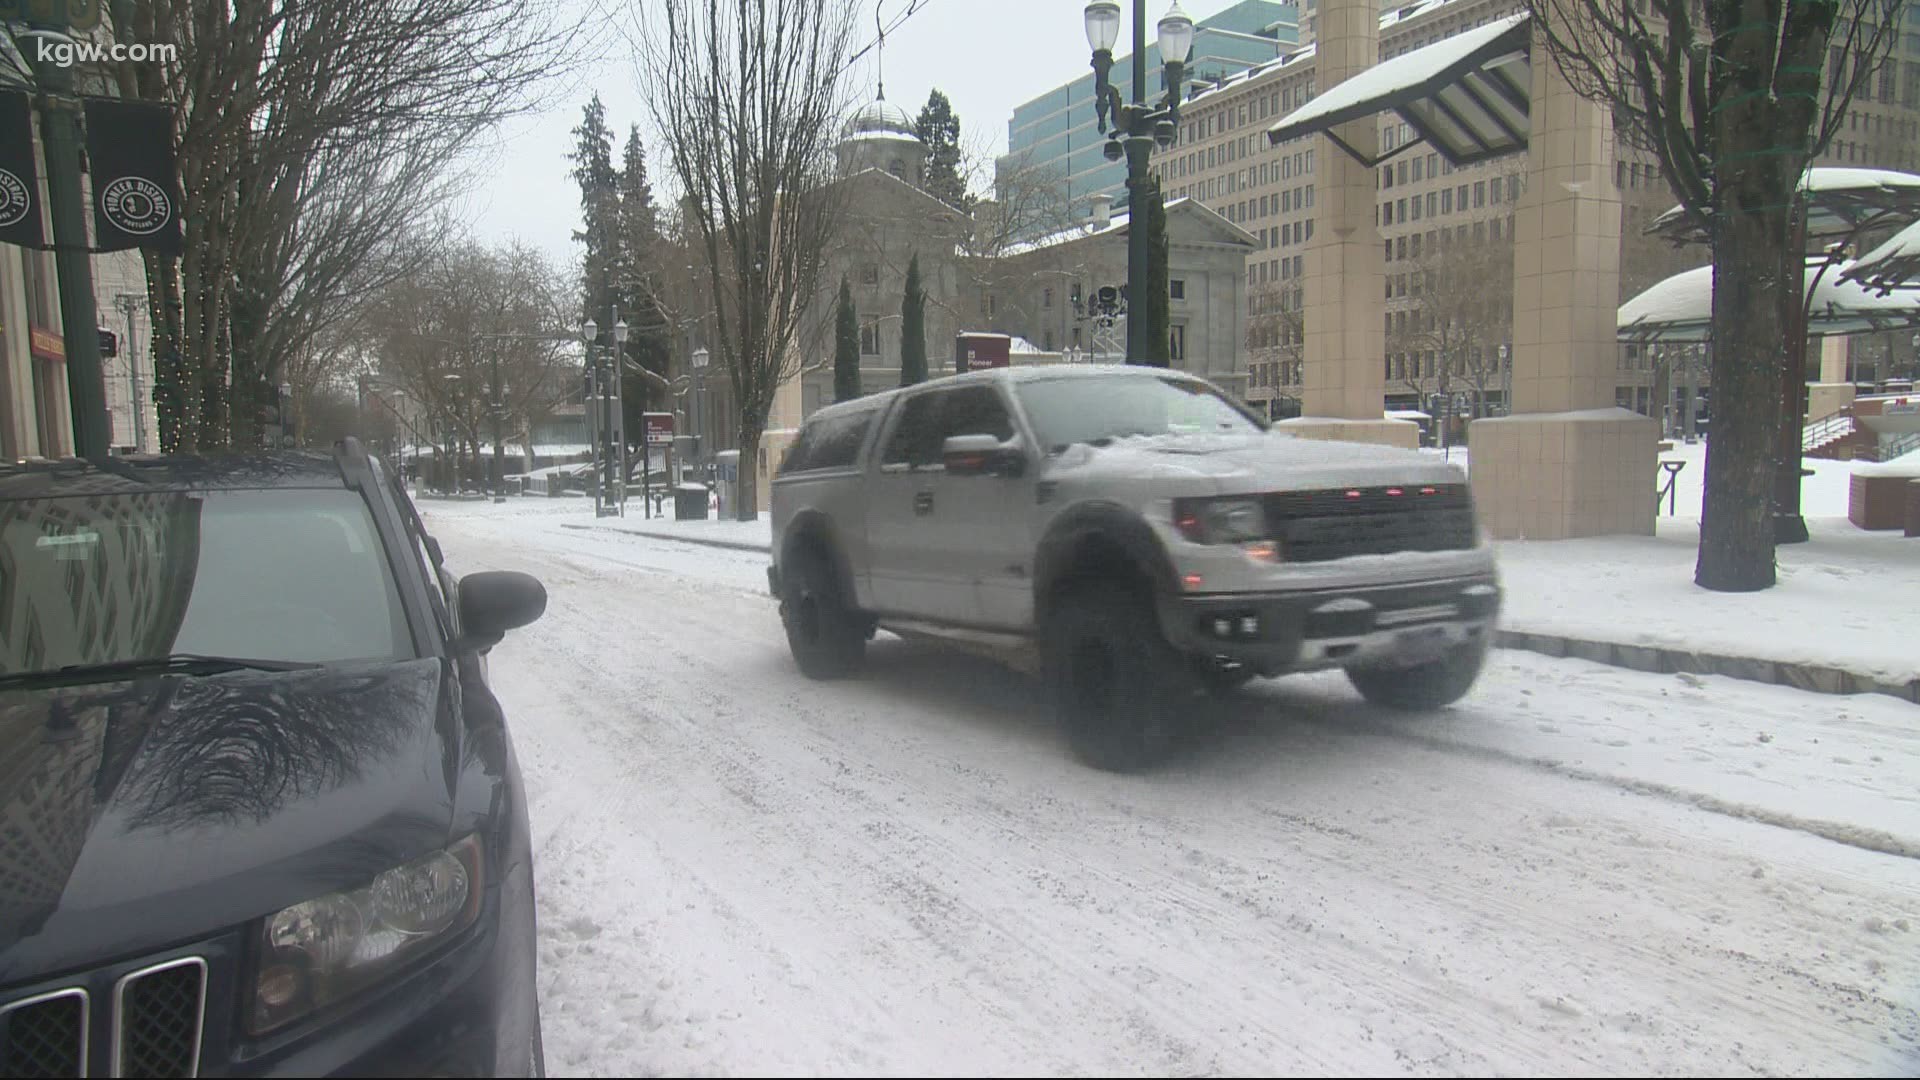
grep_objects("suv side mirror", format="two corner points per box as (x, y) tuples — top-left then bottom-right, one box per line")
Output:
(454, 570), (548, 651)
(943, 434), (1027, 478)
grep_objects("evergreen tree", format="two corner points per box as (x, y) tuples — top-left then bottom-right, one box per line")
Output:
(915, 90), (971, 211)
(900, 254), (928, 387)
(834, 276), (862, 402)
(618, 124), (671, 437)
(568, 94), (621, 331)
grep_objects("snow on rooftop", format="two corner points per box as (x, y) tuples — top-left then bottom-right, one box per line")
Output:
(1846, 218), (1920, 290)
(1650, 168), (1920, 238)
(1618, 259), (1920, 341)
(1266, 11), (1528, 138)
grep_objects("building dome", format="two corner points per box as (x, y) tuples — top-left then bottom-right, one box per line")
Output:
(844, 97), (920, 140)
(837, 94), (927, 185)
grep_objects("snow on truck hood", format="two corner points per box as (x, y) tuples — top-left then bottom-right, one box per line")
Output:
(1046, 430), (1468, 494)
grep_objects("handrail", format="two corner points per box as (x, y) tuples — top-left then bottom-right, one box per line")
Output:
(1803, 409), (1854, 452)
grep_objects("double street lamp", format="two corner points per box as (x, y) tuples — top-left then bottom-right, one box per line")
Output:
(1083, 0), (1195, 363)
(582, 315), (629, 518)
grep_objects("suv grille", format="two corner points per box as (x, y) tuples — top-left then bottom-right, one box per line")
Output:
(1265, 483), (1477, 563)
(0, 956), (207, 1079)
(0, 989), (88, 1078)
(115, 959), (207, 1078)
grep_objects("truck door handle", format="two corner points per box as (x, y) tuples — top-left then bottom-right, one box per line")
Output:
(914, 491), (934, 515)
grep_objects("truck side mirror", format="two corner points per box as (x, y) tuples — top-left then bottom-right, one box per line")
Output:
(942, 434), (1027, 478)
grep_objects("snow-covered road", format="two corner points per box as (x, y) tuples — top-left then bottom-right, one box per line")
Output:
(424, 504), (1920, 1078)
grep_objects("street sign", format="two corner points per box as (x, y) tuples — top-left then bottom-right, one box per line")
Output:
(643, 412), (674, 446)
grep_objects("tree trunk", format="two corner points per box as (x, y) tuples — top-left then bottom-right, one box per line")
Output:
(1697, 187), (1783, 591)
(735, 423), (763, 521)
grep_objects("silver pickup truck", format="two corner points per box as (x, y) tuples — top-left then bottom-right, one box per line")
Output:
(768, 365), (1501, 771)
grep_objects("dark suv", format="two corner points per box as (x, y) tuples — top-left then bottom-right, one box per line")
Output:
(0, 438), (548, 1077)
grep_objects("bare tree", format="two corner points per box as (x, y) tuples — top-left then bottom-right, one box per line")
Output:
(634, 0), (862, 520)
(1402, 234), (1515, 414)
(1247, 280), (1304, 416)
(100, 0), (582, 453)
(1524, 0), (1907, 590)
(359, 241), (578, 489)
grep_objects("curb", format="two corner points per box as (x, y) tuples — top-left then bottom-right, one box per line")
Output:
(566, 525), (1920, 705)
(1493, 629), (1920, 705)
(559, 522), (775, 555)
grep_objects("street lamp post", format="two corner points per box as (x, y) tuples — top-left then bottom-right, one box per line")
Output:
(1084, 0), (1194, 364)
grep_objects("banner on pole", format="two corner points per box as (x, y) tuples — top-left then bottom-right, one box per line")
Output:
(83, 97), (183, 254)
(0, 91), (46, 250)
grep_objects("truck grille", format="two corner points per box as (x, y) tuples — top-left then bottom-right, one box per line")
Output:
(0, 956), (207, 1078)
(1265, 483), (1478, 563)
(0, 988), (88, 1078)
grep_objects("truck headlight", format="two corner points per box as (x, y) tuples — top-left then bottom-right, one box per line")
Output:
(1173, 497), (1268, 544)
(248, 835), (484, 1035)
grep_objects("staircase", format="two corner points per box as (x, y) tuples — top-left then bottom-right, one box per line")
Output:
(1803, 409), (1856, 457)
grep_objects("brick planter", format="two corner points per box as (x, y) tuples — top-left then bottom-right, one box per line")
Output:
(1851, 469), (1920, 529)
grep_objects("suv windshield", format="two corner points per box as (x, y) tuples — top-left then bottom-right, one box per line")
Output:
(1015, 375), (1268, 452)
(0, 488), (414, 677)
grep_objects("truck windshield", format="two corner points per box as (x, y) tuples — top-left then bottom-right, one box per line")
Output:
(1015, 375), (1268, 452)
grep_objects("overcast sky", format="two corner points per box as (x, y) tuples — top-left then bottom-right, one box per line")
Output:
(461, 0), (1234, 267)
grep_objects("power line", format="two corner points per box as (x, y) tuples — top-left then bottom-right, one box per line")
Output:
(843, 0), (939, 75)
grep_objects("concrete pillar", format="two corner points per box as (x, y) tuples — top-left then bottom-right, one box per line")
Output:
(1819, 334), (1849, 385)
(1277, 0), (1417, 449)
(1466, 18), (1657, 539)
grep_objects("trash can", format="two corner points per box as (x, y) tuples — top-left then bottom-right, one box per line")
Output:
(676, 483), (711, 521)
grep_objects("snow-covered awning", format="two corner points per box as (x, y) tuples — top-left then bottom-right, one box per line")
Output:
(1646, 168), (1920, 246)
(1617, 260), (1920, 344)
(1265, 12), (1532, 168)
(1841, 219), (1920, 296)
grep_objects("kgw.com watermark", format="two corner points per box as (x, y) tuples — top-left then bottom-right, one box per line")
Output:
(35, 39), (178, 69)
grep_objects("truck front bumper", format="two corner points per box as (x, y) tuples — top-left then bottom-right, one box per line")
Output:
(1161, 572), (1502, 674)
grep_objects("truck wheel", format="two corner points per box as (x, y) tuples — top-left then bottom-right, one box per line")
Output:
(1043, 586), (1191, 771)
(780, 547), (866, 679)
(1345, 633), (1489, 711)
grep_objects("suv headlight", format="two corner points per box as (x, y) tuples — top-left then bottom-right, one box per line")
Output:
(247, 835), (484, 1035)
(1173, 497), (1268, 544)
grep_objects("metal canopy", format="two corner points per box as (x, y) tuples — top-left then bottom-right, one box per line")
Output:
(1645, 168), (1920, 247)
(1841, 219), (1920, 296)
(1265, 11), (1532, 169)
(1617, 260), (1920, 344)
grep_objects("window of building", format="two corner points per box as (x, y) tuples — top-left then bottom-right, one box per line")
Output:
(1304, 219), (1313, 240)
(1410, 233), (1422, 259)
(1170, 278), (1186, 300)
(1385, 238), (1394, 262)
(1410, 195), (1421, 221)
(1397, 161), (1409, 184)
(1396, 235), (1408, 260)
(1397, 197), (1407, 220)
(860, 318), (881, 356)
(1474, 180), (1486, 207)
(1169, 324), (1186, 361)
(1458, 183), (1469, 208)
(1442, 187), (1453, 213)
(861, 264), (879, 285)
(1412, 157), (1423, 181)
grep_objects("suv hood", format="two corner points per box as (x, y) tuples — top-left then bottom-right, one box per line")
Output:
(1046, 431), (1467, 494)
(0, 658), (454, 982)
